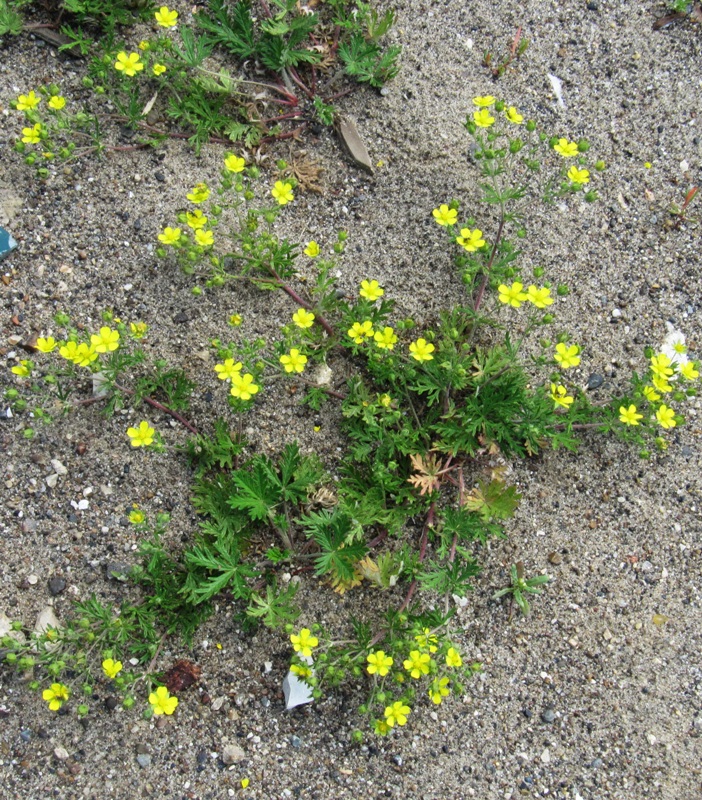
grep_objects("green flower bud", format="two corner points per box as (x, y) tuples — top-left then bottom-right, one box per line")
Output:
(526, 120), (536, 132)
(464, 119), (477, 135)
(77, 705), (89, 717)
(123, 696), (135, 709)
(542, 313), (555, 324)
(556, 284), (569, 296)
(5, 652), (17, 664)
(494, 99), (505, 112)
(82, 77), (94, 88)
(276, 160), (288, 171)
(577, 139), (590, 152)
(595, 160), (606, 171)
(584, 190), (598, 203)
(509, 138), (524, 154)
(548, 135), (558, 147)
(351, 730), (363, 744)
(23, 428), (35, 439)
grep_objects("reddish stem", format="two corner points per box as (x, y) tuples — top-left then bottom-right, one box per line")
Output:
(268, 267), (335, 337)
(473, 213), (506, 313)
(398, 502), (435, 613)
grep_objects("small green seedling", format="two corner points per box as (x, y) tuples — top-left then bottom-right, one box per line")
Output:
(493, 561), (549, 616)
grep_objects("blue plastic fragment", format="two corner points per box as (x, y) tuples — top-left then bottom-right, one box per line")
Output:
(0, 226), (18, 261)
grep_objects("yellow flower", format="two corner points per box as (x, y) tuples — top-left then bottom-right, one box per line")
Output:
(279, 348), (307, 374)
(154, 5), (178, 27)
(11, 360), (32, 376)
(655, 404), (676, 429)
(384, 700), (410, 727)
(102, 658), (123, 679)
(505, 106), (523, 124)
(185, 210), (207, 230)
(36, 336), (57, 353)
(152, 64), (167, 76)
(456, 227), (485, 252)
(652, 374), (672, 394)
(403, 649), (431, 679)
(348, 320), (375, 344)
(432, 204), (457, 226)
(230, 373), (259, 401)
(650, 353), (674, 380)
(158, 226), (182, 245)
(414, 628), (438, 653)
(379, 394), (392, 408)
(472, 95), (495, 107)
(187, 183), (210, 203)
(679, 361), (699, 380)
(73, 343), (98, 367)
(241, 779), (250, 789)
(367, 650), (393, 677)
(138, 40), (150, 50)
(619, 404), (642, 426)
(59, 341), (80, 362)
(194, 229), (214, 247)
(292, 308), (315, 329)
(114, 52), (144, 77)
(409, 338), (435, 362)
(360, 279), (384, 301)
(129, 507), (145, 524)
(553, 138), (579, 157)
(130, 322), (148, 339)
(48, 95), (66, 111)
(16, 90), (41, 111)
(214, 359), (242, 381)
(271, 181), (294, 205)
(91, 326), (120, 353)
(304, 241), (320, 257)
(567, 166), (590, 185)
(127, 421), (155, 447)
(643, 386), (660, 402)
(228, 314), (243, 327)
(473, 108), (495, 128)
(290, 628), (318, 658)
(550, 383), (574, 409)
(445, 647), (462, 668)
(526, 285), (553, 309)
(290, 663), (312, 679)
(428, 677), (450, 705)
(224, 154), (246, 173)
(498, 281), (528, 308)
(374, 326), (398, 350)
(554, 342), (581, 369)
(148, 686), (178, 715)
(42, 683), (69, 711)
(21, 123), (43, 144)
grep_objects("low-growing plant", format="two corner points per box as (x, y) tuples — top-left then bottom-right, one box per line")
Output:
(4, 94), (699, 734)
(9, 0), (400, 161)
(492, 561), (549, 617)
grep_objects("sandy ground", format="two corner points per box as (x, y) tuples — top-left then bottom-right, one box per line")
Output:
(1, 0), (702, 798)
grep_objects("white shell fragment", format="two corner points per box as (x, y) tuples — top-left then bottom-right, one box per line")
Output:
(547, 74), (566, 109)
(283, 655), (315, 710)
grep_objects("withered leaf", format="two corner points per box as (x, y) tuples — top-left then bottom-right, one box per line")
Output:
(163, 659), (202, 693)
(335, 115), (373, 175)
(407, 452), (443, 495)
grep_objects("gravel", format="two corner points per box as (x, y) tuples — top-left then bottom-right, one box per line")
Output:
(1, 0), (702, 798)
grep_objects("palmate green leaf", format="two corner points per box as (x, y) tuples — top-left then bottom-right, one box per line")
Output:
(301, 508), (368, 581)
(464, 479), (521, 521)
(416, 558), (481, 597)
(228, 458), (281, 521)
(441, 506), (504, 547)
(182, 537), (258, 604)
(246, 581), (299, 629)
(195, 0), (257, 59)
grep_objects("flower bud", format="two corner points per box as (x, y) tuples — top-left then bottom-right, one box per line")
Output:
(525, 120), (536, 132)
(494, 99), (505, 112)
(509, 138), (524, 154)
(577, 139), (590, 152)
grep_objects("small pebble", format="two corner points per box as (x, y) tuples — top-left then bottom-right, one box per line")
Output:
(136, 753), (152, 768)
(221, 743), (246, 764)
(54, 746), (69, 761)
(48, 576), (66, 596)
(590, 757), (603, 769)
(290, 735), (302, 749)
(541, 708), (555, 724)
(392, 754), (403, 766)
(587, 373), (604, 390)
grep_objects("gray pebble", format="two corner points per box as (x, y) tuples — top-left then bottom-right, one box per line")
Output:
(136, 753), (151, 768)
(541, 708), (556, 724)
(48, 576), (66, 596)
(393, 754), (403, 766)
(587, 373), (604, 390)
(20, 729), (31, 742)
(590, 757), (603, 769)
(260, 696), (270, 708)
(290, 735), (302, 749)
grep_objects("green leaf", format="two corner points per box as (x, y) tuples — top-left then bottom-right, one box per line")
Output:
(228, 458), (281, 521)
(464, 480), (521, 521)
